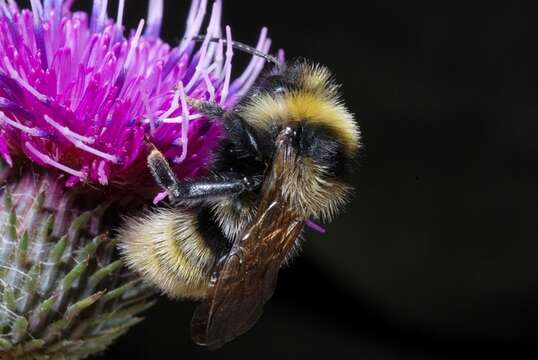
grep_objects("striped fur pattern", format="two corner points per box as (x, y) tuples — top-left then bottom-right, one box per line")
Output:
(239, 62), (360, 156)
(118, 208), (215, 299)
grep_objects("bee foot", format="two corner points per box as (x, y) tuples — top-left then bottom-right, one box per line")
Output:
(230, 246), (246, 264)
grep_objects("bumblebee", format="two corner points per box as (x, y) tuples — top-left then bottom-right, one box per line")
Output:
(118, 43), (360, 347)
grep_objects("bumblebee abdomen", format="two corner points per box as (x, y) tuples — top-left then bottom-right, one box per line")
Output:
(117, 208), (216, 299)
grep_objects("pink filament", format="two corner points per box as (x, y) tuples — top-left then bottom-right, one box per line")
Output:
(306, 220), (326, 234)
(153, 191), (168, 205)
(174, 82), (190, 164)
(26, 142), (85, 178)
(219, 26), (233, 106)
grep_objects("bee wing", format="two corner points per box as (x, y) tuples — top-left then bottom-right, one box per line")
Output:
(191, 129), (304, 349)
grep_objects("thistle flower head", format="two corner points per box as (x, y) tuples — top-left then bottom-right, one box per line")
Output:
(0, 1), (274, 358)
(0, 0), (272, 188)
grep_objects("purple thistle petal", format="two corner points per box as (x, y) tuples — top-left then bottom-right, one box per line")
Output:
(0, 111), (45, 137)
(278, 49), (285, 64)
(90, 0), (107, 33)
(180, 0), (207, 53)
(0, 132), (12, 166)
(236, 37), (271, 97)
(0, 0), (275, 190)
(25, 141), (85, 179)
(115, 0), (124, 37)
(219, 25), (233, 106)
(229, 27), (268, 94)
(145, 0), (163, 38)
(153, 190), (168, 205)
(174, 81), (190, 164)
(29, 0), (43, 24)
(306, 220), (327, 234)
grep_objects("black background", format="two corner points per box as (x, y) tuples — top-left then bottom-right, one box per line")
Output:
(68, 0), (538, 358)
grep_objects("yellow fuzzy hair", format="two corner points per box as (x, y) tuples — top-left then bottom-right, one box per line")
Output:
(239, 63), (360, 154)
(117, 208), (215, 299)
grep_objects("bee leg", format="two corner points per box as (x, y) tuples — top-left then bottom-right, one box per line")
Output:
(147, 148), (179, 194)
(148, 148), (260, 202)
(187, 98), (225, 119)
(187, 98), (263, 159)
(168, 174), (260, 203)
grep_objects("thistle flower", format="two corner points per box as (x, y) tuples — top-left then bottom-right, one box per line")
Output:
(0, 0), (272, 358)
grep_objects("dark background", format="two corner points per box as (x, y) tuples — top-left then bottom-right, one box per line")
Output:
(77, 0), (538, 358)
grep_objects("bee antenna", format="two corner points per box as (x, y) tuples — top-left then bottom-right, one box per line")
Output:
(190, 35), (282, 67)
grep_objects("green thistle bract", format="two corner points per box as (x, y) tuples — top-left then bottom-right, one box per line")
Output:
(0, 166), (154, 359)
